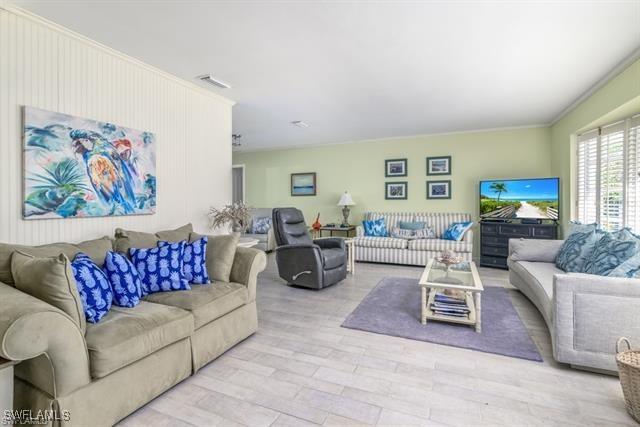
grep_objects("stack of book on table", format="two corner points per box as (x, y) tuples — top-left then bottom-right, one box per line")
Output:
(430, 293), (469, 318)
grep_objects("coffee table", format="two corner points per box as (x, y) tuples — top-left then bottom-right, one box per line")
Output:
(418, 258), (484, 332)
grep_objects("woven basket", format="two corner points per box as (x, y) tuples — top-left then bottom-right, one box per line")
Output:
(616, 337), (640, 423)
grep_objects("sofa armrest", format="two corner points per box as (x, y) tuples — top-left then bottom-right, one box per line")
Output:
(229, 247), (267, 302)
(266, 228), (276, 252)
(314, 237), (346, 250)
(508, 238), (565, 263)
(553, 273), (640, 371)
(356, 226), (364, 237)
(0, 282), (90, 397)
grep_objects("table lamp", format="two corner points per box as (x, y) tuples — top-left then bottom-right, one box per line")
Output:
(337, 191), (356, 227)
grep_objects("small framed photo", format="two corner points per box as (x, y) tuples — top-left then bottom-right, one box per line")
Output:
(427, 180), (451, 199)
(386, 182), (408, 200)
(291, 172), (317, 196)
(385, 159), (407, 177)
(426, 156), (451, 175)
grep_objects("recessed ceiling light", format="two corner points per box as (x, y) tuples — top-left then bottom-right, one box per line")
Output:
(196, 74), (231, 89)
(291, 120), (310, 128)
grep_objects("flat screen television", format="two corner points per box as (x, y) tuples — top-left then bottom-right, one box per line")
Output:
(479, 178), (559, 221)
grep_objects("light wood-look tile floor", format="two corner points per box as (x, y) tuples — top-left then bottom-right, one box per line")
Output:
(118, 255), (633, 426)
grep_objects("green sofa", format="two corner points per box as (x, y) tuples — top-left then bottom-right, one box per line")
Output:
(0, 224), (266, 427)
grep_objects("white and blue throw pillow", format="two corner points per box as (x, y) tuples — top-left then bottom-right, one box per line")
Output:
(398, 221), (426, 230)
(608, 252), (640, 278)
(71, 253), (113, 323)
(104, 251), (142, 307)
(130, 242), (190, 295)
(363, 218), (388, 237)
(251, 217), (271, 234)
(555, 229), (603, 272)
(414, 226), (436, 239)
(568, 220), (599, 234)
(158, 237), (210, 285)
(442, 221), (473, 241)
(390, 227), (416, 239)
(582, 233), (638, 276)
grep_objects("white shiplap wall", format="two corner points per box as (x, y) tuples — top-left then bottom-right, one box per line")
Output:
(0, 5), (234, 245)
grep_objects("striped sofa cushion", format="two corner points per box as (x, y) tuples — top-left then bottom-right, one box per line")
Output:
(353, 237), (408, 249)
(414, 213), (472, 238)
(407, 238), (472, 253)
(364, 212), (414, 234)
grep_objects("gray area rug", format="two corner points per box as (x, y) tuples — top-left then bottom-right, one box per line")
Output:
(342, 277), (542, 362)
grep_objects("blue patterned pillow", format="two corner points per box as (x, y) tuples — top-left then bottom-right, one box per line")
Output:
(390, 227), (416, 239)
(583, 233), (638, 276)
(104, 251), (142, 307)
(609, 253), (640, 278)
(71, 253), (113, 323)
(252, 217), (271, 234)
(399, 221), (426, 230)
(130, 242), (190, 295)
(158, 237), (210, 285)
(568, 221), (599, 234)
(442, 222), (473, 241)
(363, 218), (388, 237)
(555, 230), (602, 272)
(414, 227), (436, 239)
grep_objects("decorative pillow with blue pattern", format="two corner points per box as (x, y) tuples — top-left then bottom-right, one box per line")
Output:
(398, 221), (426, 230)
(582, 233), (638, 276)
(251, 217), (272, 234)
(390, 227), (416, 239)
(555, 229), (603, 273)
(414, 226), (436, 239)
(71, 253), (113, 323)
(158, 237), (210, 285)
(104, 251), (142, 307)
(130, 242), (190, 295)
(363, 218), (388, 237)
(609, 253), (640, 278)
(442, 221), (473, 241)
(568, 221), (599, 234)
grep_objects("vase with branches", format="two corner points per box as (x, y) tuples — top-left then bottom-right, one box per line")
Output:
(208, 202), (251, 233)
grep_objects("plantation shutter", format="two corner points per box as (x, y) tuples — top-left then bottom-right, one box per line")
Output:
(626, 115), (640, 231)
(599, 121), (626, 231)
(576, 129), (599, 225)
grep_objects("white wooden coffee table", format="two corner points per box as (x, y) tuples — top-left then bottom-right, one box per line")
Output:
(418, 259), (484, 332)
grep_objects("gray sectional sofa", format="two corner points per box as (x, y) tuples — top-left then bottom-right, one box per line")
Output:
(508, 238), (640, 373)
(0, 224), (266, 426)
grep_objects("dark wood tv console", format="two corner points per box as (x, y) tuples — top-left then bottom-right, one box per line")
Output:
(479, 220), (558, 269)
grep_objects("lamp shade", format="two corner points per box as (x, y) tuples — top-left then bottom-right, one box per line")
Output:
(338, 191), (355, 206)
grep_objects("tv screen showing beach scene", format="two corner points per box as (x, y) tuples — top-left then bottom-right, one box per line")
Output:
(479, 178), (559, 220)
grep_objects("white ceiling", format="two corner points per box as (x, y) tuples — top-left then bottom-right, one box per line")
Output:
(12, 1), (640, 151)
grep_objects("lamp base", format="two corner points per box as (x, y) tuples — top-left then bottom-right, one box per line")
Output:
(341, 206), (350, 227)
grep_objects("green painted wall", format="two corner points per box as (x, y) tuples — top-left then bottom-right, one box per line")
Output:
(234, 127), (552, 254)
(550, 58), (640, 235)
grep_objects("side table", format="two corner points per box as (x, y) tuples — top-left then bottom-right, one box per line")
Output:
(345, 238), (355, 275)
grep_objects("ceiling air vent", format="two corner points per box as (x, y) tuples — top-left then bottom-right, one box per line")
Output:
(197, 74), (231, 89)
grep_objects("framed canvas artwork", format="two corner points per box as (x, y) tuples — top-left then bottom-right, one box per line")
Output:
(427, 180), (451, 199)
(386, 182), (408, 200)
(23, 107), (157, 219)
(385, 159), (407, 177)
(291, 172), (316, 196)
(426, 156), (451, 175)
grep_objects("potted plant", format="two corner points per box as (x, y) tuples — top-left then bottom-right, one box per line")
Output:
(208, 202), (251, 233)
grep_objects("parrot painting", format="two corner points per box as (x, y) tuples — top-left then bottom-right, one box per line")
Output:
(23, 107), (156, 219)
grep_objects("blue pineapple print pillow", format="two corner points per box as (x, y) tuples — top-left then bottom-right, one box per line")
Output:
(158, 237), (210, 284)
(104, 251), (142, 307)
(130, 242), (190, 295)
(71, 253), (113, 323)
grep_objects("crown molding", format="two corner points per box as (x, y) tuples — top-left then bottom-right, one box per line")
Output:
(551, 46), (640, 125)
(234, 123), (549, 154)
(0, 2), (236, 106)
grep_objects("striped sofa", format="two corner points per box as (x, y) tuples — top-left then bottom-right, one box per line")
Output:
(354, 212), (473, 266)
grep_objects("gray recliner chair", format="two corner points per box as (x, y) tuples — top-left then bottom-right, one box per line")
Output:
(272, 208), (347, 289)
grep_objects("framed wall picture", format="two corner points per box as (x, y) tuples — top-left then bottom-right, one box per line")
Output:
(427, 180), (451, 199)
(426, 156), (451, 175)
(385, 181), (408, 200)
(291, 172), (317, 196)
(385, 159), (407, 177)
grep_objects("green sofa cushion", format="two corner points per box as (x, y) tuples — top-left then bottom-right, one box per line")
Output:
(11, 251), (87, 334)
(0, 237), (113, 286)
(113, 224), (193, 255)
(84, 301), (193, 379)
(144, 281), (248, 329)
(190, 232), (239, 282)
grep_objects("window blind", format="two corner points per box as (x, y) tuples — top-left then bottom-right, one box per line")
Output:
(576, 114), (640, 232)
